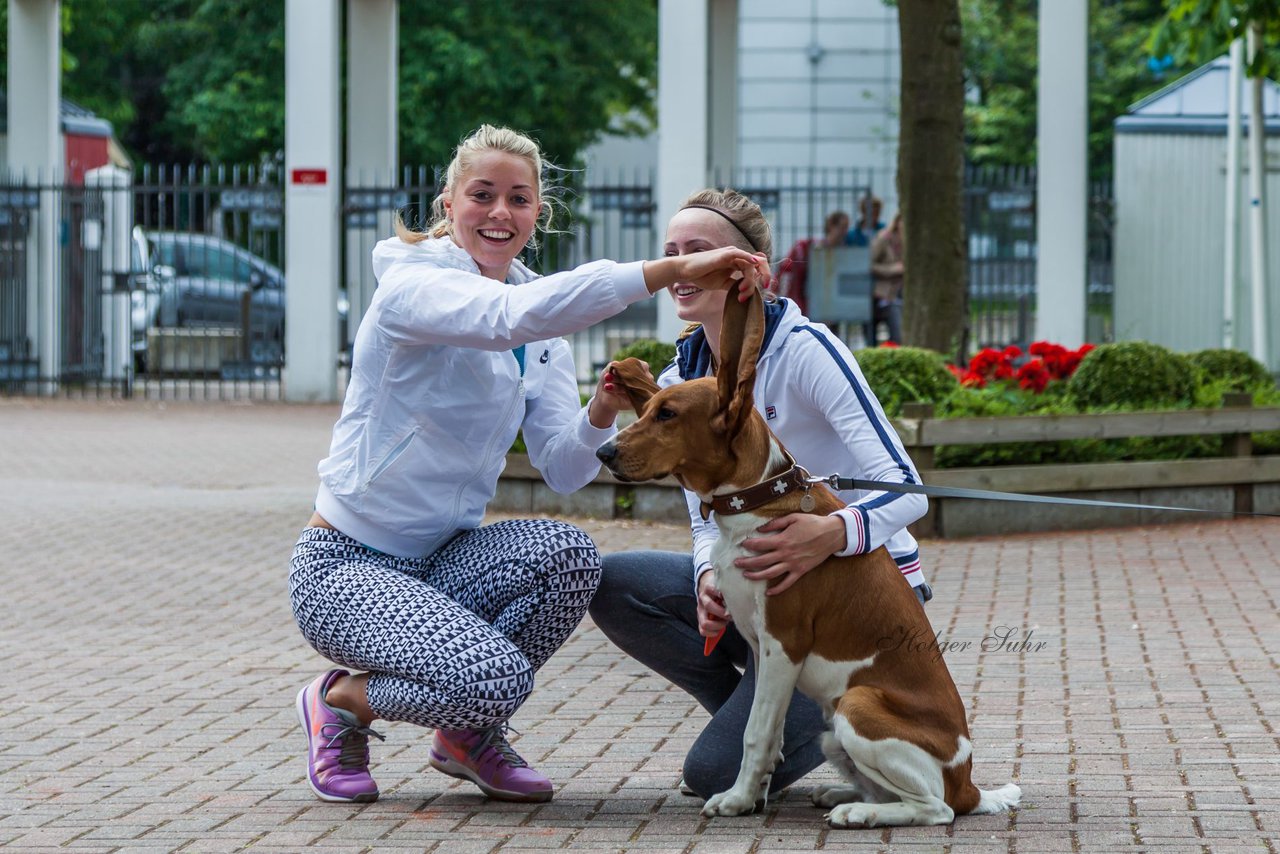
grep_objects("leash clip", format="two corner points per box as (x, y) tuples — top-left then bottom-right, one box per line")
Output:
(805, 472), (840, 490)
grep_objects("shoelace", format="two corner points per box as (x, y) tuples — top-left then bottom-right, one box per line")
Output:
(320, 720), (386, 769)
(470, 725), (529, 769)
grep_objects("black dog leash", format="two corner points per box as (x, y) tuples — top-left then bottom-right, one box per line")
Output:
(806, 473), (1280, 519)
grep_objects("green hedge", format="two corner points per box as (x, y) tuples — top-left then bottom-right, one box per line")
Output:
(855, 343), (1277, 468)
(508, 339), (1277, 467)
(610, 339), (677, 378)
(853, 346), (958, 416)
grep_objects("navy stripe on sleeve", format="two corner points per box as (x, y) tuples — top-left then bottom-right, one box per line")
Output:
(797, 326), (917, 485)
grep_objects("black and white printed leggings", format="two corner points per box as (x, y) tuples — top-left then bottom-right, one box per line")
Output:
(288, 519), (601, 730)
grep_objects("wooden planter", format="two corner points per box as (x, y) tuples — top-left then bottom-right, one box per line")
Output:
(896, 396), (1280, 538)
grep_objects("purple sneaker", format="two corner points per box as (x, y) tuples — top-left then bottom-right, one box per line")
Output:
(295, 669), (384, 803)
(429, 727), (553, 803)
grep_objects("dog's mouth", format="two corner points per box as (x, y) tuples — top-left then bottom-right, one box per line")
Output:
(603, 465), (668, 484)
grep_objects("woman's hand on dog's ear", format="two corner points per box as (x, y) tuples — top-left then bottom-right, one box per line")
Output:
(590, 360), (658, 426)
(588, 363), (633, 427)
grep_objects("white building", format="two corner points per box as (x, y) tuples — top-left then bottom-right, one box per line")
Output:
(1113, 57), (1280, 370)
(585, 0), (901, 213)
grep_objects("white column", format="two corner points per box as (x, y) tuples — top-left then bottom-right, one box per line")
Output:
(345, 0), (398, 349)
(708, 0), (739, 177)
(1223, 39), (1243, 349)
(284, 0), (341, 402)
(1245, 24), (1270, 366)
(656, 0), (711, 343)
(86, 165), (134, 381)
(1035, 2), (1088, 347)
(6, 0), (61, 384)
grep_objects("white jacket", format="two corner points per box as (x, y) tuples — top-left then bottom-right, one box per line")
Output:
(661, 298), (929, 591)
(315, 236), (650, 558)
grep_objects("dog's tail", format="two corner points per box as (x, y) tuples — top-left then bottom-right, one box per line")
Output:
(971, 782), (1022, 815)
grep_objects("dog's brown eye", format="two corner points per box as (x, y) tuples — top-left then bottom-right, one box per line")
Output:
(655, 406), (676, 422)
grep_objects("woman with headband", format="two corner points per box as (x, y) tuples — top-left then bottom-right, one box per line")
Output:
(589, 188), (931, 802)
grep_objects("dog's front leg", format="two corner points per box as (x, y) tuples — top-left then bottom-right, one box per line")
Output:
(702, 635), (802, 817)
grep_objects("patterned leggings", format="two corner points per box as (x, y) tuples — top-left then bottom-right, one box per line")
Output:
(288, 519), (601, 730)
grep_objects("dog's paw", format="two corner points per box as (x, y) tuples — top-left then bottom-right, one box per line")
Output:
(826, 802), (875, 829)
(702, 788), (760, 817)
(811, 783), (866, 808)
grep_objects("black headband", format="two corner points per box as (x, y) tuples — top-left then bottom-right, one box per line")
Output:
(682, 204), (759, 252)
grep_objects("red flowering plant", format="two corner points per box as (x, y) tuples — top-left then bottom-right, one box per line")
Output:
(949, 342), (1095, 394)
(955, 345), (1020, 388)
(1029, 340), (1096, 380)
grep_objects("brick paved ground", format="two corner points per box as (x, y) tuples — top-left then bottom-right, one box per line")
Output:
(2, 398), (1278, 853)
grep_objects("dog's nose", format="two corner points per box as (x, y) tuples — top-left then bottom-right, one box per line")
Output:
(596, 441), (617, 464)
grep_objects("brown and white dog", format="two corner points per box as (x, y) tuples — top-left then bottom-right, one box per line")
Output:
(595, 289), (1020, 828)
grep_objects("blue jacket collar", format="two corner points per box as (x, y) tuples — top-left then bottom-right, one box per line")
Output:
(675, 298), (790, 380)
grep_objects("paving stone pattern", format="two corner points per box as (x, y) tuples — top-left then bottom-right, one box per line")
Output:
(2, 399), (1278, 853)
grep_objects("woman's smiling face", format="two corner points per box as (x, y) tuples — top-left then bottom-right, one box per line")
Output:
(444, 151), (540, 281)
(662, 207), (751, 325)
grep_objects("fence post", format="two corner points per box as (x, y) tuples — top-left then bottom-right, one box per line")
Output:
(901, 401), (938, 537)
(1223, 392), (1253, 515)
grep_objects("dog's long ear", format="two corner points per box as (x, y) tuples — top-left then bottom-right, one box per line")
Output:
(715, 286), (765, 436)
(609, 357), (661, 413)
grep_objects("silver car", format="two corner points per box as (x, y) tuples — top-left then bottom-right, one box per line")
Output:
(130, 228), (285, 370)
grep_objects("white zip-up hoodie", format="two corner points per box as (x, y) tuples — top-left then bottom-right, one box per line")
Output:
(315, 236), (650, 558)
(661, 298), (929, 591)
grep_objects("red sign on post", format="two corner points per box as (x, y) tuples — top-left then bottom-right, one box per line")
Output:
(291, 168), (328, 185)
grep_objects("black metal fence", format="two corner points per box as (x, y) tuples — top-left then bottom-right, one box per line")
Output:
(1, 163), (1113, 399)
(964, 165), (1115, 351)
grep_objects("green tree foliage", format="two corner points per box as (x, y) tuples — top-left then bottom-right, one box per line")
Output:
(397, 1), (656, 169)
(16, 0), (656, 168)
(1151, 0), (1280, 77)
(962, 0), (1201, 179)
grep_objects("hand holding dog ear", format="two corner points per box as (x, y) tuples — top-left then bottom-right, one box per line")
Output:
(642, 246), (764, 300)
(588, 359), (657, 427)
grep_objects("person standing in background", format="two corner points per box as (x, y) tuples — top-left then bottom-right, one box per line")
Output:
(847, 194), (883, 247)
(776, 210), (850, 318)
(868, 212), (904, 344)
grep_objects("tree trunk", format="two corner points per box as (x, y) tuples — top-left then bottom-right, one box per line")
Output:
(896, 0), (968, 362)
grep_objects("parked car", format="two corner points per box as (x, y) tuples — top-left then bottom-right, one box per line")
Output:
(130, 228), (285, 371)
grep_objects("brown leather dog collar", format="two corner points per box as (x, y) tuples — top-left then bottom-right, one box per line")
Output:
(704, 462), (817, 518)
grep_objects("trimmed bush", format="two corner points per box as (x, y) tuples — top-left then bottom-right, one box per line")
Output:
(853, 346), (958, 417)
(1066, 341), (1195, 409)
(610, 338), (677, 378)
(1186, 348), (1272, 393)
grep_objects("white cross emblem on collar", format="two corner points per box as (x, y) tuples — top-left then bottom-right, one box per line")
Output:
(772, 479), (788, 495)
(729, 496), (746, 510)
